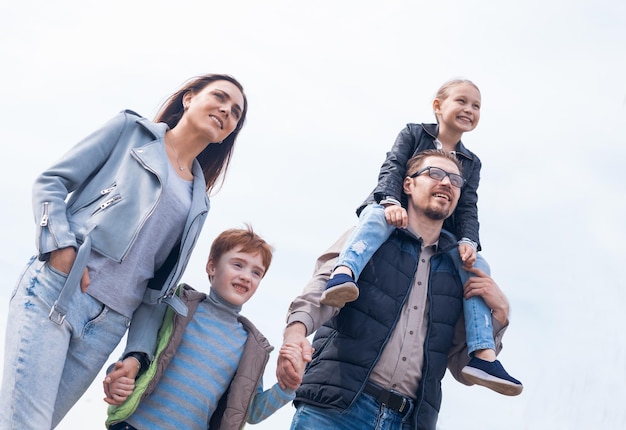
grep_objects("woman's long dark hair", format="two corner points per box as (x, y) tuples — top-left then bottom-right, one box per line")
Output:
(154, 74), (248, 193)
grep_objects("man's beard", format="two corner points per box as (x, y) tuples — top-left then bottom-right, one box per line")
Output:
(424, 205), (450, 220)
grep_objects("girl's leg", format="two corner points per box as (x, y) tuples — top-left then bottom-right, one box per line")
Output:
(321, 204), (395, 307)
(451, 253), (524, 395)
(460, 254), (495, 354)
(448, 251), (495, 353)
(335, 204), (395, 280)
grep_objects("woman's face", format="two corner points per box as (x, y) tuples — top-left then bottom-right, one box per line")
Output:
(183, 80), (245, 143)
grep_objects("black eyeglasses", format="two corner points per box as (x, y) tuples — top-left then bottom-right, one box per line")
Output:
(409, 166), (465, 188)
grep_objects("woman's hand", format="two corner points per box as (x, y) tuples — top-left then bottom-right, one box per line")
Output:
(49, 247), (91, 292)
(49, 247), (76, 275)
(103, 359), (140, 405)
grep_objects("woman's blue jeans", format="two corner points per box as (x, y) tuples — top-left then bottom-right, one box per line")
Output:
(336, 204), (494, 354)
(0, 256), (130, 429)
(290, 391), (414, 430)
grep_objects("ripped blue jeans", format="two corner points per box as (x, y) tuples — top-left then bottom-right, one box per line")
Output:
(0, 256), (130, 429)
(335, 204), (494, 354)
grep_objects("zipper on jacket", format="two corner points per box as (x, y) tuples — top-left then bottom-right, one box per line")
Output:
(69, 182), (118, 216)
(119, 152), (165, 263)
(40, 202), (49, 226)
(91, 195), (122, 216)
(100, 183), (117, 195)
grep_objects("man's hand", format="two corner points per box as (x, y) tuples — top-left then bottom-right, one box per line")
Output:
(463, 266), (509, 325)
(384, 205), (408, 228)
(103, 359), (140, 405)
(458, 243), (477, 269)
(277, 322), (312, 390)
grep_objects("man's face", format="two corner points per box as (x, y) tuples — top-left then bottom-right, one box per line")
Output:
(403, 156), (462, 220)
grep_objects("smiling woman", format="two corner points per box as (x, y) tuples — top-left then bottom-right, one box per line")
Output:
(0, 73), (249, 429)
(156, 75), (248, 190)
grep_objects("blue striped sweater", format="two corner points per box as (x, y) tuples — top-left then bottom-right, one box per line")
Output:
(107, 285), (294, 430)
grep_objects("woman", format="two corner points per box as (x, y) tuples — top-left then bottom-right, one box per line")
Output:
(0, 74), (248, 429)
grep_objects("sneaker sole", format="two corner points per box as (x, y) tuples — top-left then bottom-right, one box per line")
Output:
(320, 285), (359, 308)
(461, 366), (523, 396)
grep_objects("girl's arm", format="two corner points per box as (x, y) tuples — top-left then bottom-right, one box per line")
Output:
(453, 156), (482, 248)
(370, 125), (419, 204)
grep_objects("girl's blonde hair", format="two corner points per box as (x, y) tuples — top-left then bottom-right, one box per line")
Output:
(433, 79), (480, 122)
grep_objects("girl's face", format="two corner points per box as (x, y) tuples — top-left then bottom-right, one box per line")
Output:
(434, 83), (481, 134)
(183, 80), (245, 143)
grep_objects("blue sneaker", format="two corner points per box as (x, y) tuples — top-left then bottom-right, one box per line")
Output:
(461, 357), (523, 396)
(320, 274), (359, 308)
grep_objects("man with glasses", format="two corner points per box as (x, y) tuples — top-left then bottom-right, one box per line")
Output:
(277, 150), (516, 430)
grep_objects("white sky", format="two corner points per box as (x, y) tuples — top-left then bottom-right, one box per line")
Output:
(1, 0), (625, 428)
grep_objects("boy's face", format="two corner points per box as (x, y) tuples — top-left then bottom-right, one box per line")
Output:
(206, 246), (266, 306)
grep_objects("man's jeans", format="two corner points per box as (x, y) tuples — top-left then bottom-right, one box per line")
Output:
(336, 204), (495, 355)
(290, 392), (414, 430)
(0, 257), (130, 429)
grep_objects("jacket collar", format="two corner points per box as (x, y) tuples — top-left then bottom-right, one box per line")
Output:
(421, 123), (474, 162)
(131, 115), (208, 193)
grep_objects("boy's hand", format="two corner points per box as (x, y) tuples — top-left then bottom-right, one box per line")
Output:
(279, 343), (307, 382)
(103, 358), (140, 405)
(277, 322), (312, 390)
(458, 243), (477, 269)
(384, 204), (408, 228)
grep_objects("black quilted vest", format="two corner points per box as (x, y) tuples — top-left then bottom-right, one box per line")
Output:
(295, 228), (463, 430)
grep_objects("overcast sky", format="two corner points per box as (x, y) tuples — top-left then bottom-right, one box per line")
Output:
(1, 0), (625, 429)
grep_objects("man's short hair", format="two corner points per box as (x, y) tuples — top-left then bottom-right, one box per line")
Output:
(208, 225), (274, 276)
(406, 149), (463, 177)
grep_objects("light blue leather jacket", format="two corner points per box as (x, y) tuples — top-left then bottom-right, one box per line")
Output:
(32, 110), (210, 357)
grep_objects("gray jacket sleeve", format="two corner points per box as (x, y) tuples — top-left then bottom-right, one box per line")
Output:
(285, 231), (351, 335)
